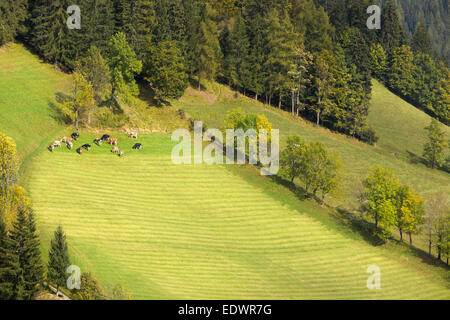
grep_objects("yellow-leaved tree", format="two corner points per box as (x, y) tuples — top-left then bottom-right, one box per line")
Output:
(57, 71), (95, 129)
(0, 132), (30, 227)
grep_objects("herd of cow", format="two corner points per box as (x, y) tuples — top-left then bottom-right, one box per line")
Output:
(48, 131), (143, 156)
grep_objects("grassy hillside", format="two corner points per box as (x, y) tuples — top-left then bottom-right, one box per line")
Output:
(0, 44), (70, 163)
(1, 44), (449, 300)
(369, 80), (450, 158)
(172, 82), (450, 210)
(26, 134), (450, 299)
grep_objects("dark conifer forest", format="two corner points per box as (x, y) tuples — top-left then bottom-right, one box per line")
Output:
(1, 0), (448, 135)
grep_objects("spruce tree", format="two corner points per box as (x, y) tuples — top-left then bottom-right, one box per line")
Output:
(411, 23), (433, 56)
(84, 0), (116, 55)
(115, 0), (155, 60)
(9, 207), (44, 300)
(47, 226), (70, 295)
(0, 0), (28, 45)
(0, 216), (18, 300)
(380, 0), (406, 56)
(223, 13), (251, 92)
(30, 0), (78, 69)
(264, 9), (299, 108)
(194, 3), (222, 90)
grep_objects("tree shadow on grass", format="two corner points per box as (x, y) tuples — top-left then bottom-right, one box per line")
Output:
(48, 92), (73, 125)
(336, 207), (386, 247)
(137, 81), (170, 107)
(406, 150), (425, 165)
(267, 175), (309, 202)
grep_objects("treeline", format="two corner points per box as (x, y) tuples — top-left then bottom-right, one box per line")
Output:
(1, 0), (448, 139)
(395, 0), (449, 64)
(360, 165), (449, 263)
(279, 123), (449, 262)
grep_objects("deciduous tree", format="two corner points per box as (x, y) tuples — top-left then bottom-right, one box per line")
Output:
(423, 119), (448, 169)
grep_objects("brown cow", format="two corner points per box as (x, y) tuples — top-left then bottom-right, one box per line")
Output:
(111, 146), (119, 153)
(108, 138), (118, 145)
(61, 137), (73, 144)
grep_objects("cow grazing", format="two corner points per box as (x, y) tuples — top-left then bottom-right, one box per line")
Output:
(66, 141), (73, 150)
(61, 137), (73, 144)
(76, 147), (83, 155)
(128, 131), (138, 139)
(101, 134), (110, 141)
(71, 132), (80, 141)
(94, 138), (103, 146)
(53, 140), (61, 148)
(48, 145), (54, 152)
(107, 138), (118, 145)
(82, 144), (91, 151)
(119, 150), (124, 157)
(132, 143), (142, 150)
(111, 146), (119, 153)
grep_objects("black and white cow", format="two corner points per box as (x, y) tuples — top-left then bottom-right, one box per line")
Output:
(71, 132), (80, 141)
(132, 143), (142, 150)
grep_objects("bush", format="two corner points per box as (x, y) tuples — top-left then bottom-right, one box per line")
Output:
(96, 109), (128, 128)
(356, 126), (379, 145)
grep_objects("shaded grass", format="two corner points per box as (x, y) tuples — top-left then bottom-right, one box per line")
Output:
(0, 43), (71, 162)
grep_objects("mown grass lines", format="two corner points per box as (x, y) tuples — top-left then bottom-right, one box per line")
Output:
(28, 136), (449, 299)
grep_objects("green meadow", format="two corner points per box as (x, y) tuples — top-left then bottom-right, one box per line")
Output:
(1, 44), (449, 299)
(26, 134), (450, 299)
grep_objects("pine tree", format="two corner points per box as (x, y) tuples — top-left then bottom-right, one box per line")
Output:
(369, 43), (387, 80)
(9, 207), (44, 300)
(143, 40), (188, 103)
(222, 13), (251, 92)
(380, 0), (406, 56)
(411, 23), (433, 56)
(245, 10), (267, 101)
(0, 0), (28, 45)
(264, 9), (299, 108)
(387, 45), (414, 98)
(84, 0), (116, 55)
(30, 0), (79, 69)
(194, 3), (222, 90)
(47, 226), (70, 295)
(116, 0), (155, 61)
(0, 216), (18, 300)
(154, 0), (171, 42)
